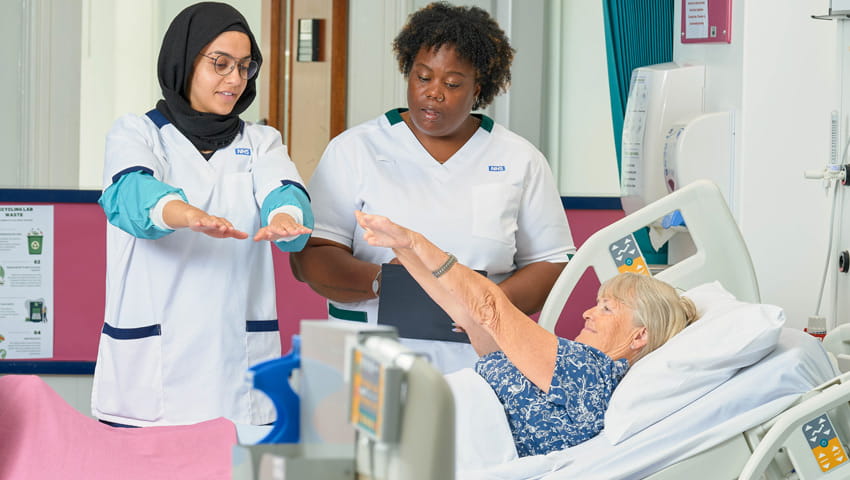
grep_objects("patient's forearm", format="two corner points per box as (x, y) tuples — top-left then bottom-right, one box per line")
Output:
(355, 212), (558, 389)
(401, 233), (559, 391)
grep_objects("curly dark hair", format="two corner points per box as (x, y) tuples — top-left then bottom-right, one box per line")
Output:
(392, 2), (515, 111)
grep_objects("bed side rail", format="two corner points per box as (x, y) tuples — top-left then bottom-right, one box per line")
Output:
(740, 372), (850, 479)
(539, 180), (759, 332)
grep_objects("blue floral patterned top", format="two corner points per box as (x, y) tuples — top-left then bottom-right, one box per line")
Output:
(475, 337), (629, 457)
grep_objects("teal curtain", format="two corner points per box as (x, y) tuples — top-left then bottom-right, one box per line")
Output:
(604, 0), (674, 174)
(603, 0), (674, 264)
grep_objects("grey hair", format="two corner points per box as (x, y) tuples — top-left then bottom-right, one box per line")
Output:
(598, 273), (698, 363)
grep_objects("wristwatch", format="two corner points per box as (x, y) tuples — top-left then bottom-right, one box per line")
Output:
(372, 269), (382, 297)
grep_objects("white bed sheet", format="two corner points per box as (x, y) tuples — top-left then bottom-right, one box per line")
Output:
(456, 328), (837, 480)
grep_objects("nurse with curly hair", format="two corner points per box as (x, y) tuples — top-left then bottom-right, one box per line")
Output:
(291, 2), (575, 373)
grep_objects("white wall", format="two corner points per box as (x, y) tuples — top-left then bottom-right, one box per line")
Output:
(832, 19), (850, 329)
(676, 0), (838, 329)
(79, 0), (159, 189)
(1, 1), (82, 189)
(544, 1), (619, 197)
(345, 0), (410, 127)
(0, 2), (26, 187)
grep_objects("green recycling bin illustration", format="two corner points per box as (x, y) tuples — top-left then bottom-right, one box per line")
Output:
(25, 299), (47, 323)
(27, 228), (43, 255)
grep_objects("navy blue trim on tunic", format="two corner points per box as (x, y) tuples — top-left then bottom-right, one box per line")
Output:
(102, 323), (162, 340)
(110, 166), (154, 185)
(246, 320), (279, 332)
(145, 109), (170, 128)
(99, 419), (140, 428)
(280, 180), (310, 201)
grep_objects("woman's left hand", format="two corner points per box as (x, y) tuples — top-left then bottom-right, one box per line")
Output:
(253, 213), (312, 242)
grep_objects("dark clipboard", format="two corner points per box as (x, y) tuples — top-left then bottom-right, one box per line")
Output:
(377, 263), (486, 343)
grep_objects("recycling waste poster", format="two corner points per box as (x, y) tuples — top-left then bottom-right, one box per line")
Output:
(0, 206), (54, 359)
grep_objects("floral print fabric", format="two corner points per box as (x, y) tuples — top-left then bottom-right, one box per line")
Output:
(475, 337), (629, 457)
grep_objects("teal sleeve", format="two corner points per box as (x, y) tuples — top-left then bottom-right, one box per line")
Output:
(98, 170), (187, 239)
(261, 183), (313, 252)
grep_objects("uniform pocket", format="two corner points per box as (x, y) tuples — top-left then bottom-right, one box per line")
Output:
(245, 321), (282, 424)
(472, 184), (522, 245)
(246, 321), (282, 365)
(94, 324), (164, 422)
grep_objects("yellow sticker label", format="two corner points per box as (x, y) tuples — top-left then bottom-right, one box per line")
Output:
(617, 255), (650, 276)
(813, 438), (847, 472)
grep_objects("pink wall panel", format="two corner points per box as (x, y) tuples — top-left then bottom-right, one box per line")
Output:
(52, 204), (107, 360)
(549, 209), (626, 341)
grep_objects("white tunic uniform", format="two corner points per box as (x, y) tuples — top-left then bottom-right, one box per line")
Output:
(309, 109), (575, 372)
(92, 111), (304, 426)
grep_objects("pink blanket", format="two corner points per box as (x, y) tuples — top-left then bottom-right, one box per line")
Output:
(0, 375), (238, 480)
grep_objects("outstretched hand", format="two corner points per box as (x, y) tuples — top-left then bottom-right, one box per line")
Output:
(355, 211), (415, 250)
(187, 214), (249, 239)
(253, 213), (312, 242)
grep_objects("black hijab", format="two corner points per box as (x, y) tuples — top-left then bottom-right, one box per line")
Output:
(156, 2), (263, 152)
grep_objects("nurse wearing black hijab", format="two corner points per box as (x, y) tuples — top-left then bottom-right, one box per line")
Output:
(93, 2), (313, 427)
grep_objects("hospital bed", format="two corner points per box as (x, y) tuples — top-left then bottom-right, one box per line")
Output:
(454, 179), (845, 479)
(245, 179), (846, 480)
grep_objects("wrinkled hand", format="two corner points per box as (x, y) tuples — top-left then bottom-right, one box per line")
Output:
(254, 213), (312, 242)
(355, 211), (415, 249)
(186, 212), (248, 239)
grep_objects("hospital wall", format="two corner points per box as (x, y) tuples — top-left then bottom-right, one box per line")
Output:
(0, 195), (621, 416)
(672, 0), (840, 329)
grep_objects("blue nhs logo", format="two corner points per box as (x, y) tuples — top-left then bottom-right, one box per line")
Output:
(488, 165), (506, 172)
(235, 148), (251, 156)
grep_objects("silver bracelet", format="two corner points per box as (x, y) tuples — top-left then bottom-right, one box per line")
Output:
(432, 253), (457, 278)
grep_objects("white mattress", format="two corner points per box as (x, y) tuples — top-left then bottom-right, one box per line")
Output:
(456, 328), (838, 480)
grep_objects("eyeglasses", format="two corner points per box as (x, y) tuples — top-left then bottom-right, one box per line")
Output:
(201, 53), (259, 80)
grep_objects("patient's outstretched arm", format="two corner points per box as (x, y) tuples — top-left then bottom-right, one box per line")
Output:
(356, 211), (559, 392)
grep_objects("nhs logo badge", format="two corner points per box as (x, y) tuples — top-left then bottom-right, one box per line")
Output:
(488, 165), (506, 172)
(235, 148), (251, 156)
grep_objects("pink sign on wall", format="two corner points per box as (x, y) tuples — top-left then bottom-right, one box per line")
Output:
(681, 0), (732, 44)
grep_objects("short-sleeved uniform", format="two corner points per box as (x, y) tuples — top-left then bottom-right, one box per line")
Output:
(91, 110), (307, 426)
(475, 338), (629, 457)
(308, 109), (576, 372)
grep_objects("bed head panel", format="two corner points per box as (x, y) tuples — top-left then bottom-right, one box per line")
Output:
(538, 180), (759, 332)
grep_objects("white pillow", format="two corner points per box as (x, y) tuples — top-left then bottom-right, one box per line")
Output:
(602, 281), (785, 445)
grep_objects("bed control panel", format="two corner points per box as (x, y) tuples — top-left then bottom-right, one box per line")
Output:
(803, 413), (848, 473)
(610, 234), (650, 276)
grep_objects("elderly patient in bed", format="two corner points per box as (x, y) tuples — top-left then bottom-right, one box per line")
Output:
(355, 211), (699, 457)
